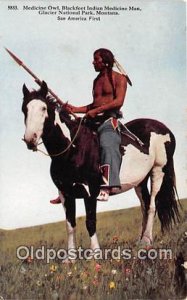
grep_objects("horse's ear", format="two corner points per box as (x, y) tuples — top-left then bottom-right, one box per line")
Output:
(22, 83), (30, 99)
(40, 81), (48, 98)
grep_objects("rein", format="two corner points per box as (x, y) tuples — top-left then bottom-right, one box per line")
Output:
(36, 117), (83, 157)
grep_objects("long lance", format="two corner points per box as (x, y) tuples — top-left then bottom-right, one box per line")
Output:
(5, 47), (77, 118)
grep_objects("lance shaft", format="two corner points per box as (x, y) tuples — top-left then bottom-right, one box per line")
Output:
(5, 47), (77, 118)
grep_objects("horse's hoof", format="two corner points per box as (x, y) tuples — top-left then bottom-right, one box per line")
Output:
(62, 257), (76, 264)
(140, 236), (153, 247)
(91, 248), (102, 260)
(84, 248), (101, 260)
(135, 239), (142, 247)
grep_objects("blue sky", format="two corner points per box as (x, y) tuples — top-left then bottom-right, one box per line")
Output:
(0, 0), (186, 229)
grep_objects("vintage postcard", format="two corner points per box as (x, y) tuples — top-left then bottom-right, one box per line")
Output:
(0, 0), (186, 299)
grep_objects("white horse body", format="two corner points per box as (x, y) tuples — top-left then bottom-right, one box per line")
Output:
(119, 132), (170, 192)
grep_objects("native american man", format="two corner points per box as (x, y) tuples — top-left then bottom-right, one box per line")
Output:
(50, 48), (130, 203)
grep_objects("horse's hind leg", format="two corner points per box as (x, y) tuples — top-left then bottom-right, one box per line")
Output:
(141, 166), (164, 245)
(135, 175), (150, 241)
(84, 197), (100, 251)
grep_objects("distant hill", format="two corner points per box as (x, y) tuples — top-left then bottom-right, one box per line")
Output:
(1, 199), (187, 259)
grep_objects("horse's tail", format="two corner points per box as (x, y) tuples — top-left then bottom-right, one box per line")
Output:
(156, 156), (181, 232)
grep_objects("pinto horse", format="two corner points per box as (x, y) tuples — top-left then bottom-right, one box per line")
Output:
(22, 81), (180, 252)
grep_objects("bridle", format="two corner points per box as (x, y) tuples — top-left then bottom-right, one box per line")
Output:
(23, 94), (83, 157)
(26, 117), (84, 157)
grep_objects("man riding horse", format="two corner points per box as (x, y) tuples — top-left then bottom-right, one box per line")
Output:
(51, 48), (130, 203)
(21, 67), (180, 247)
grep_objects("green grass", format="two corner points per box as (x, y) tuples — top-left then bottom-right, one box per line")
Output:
(0, 199), (187, 299)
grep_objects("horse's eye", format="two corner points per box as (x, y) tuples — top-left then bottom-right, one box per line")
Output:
(42, 107), (47, 112)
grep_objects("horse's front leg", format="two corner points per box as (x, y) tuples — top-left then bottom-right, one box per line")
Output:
(61, 192), (76, 255)
(84, 197), (100, 251)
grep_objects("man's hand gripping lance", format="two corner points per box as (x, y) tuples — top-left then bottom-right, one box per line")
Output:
(5, 47), (77, 118)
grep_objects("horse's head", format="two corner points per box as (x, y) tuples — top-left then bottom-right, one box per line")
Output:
(22, 81), (55, 150)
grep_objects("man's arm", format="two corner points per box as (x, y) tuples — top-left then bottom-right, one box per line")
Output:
(67, 103), (93, 114)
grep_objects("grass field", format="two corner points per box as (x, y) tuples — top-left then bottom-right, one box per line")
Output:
(0, 199), (187, 299)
